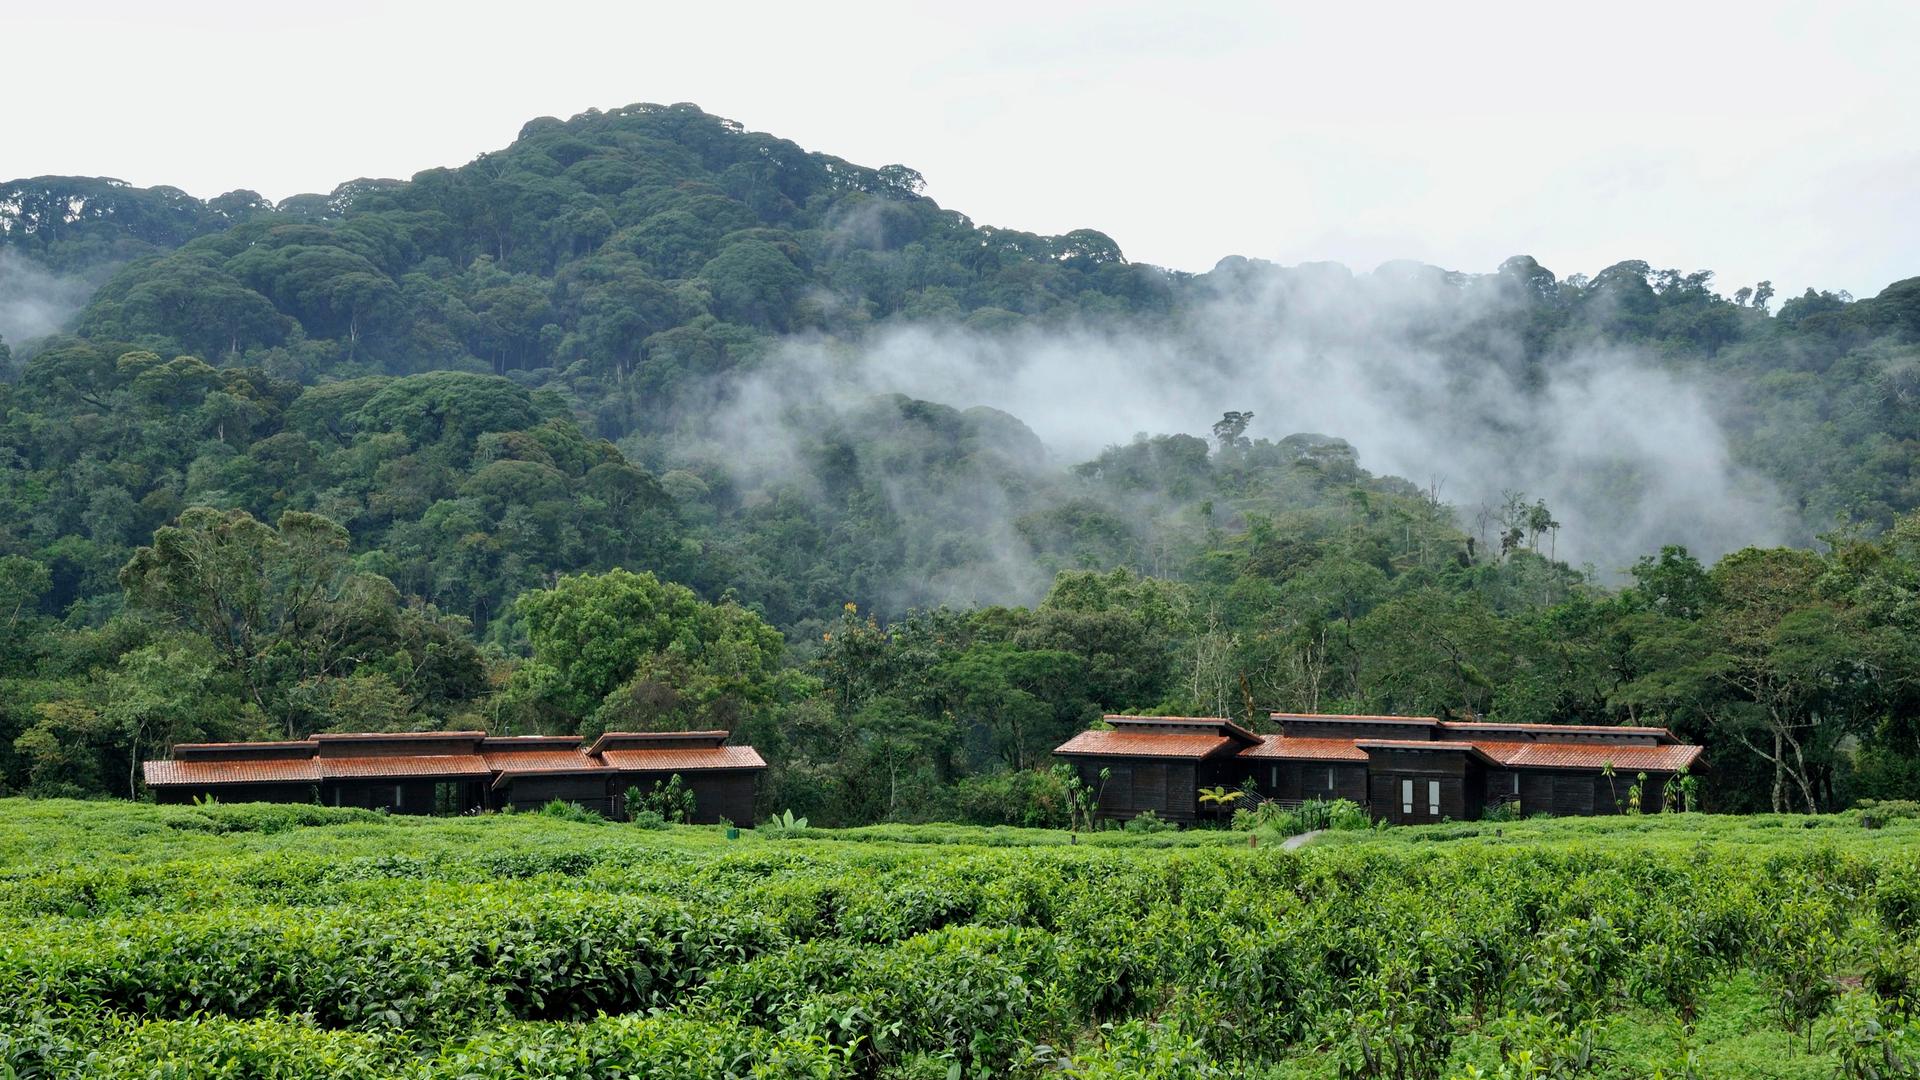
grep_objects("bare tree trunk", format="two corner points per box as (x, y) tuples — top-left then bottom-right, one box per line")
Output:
(1771, 729), (1786, 813)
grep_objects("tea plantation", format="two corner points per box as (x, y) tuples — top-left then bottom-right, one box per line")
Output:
(0, 800), (1915, 1078)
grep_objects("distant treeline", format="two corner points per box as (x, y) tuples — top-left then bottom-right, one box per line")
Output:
(0, 103), (1916, 818)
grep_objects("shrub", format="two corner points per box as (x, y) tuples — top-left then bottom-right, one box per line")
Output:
(935, 768), (1073, 828)
(760, 809), (810, 837)
(1855, 799), (1920, 829)
(1482, 801), (1522, 823)
(538, 799), (602, 824)
(1231, 798), (1368, 835)
(626, 775), (696, 824)
(629, 810), (670, 830)
(1123, 809), (1172, 834)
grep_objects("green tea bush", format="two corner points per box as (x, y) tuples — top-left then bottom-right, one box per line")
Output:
(3, 800), (1918, 1077)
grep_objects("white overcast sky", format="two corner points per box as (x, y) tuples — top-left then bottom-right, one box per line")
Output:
(7, 0), (1915, 301)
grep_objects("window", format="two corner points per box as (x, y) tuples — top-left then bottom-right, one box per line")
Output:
(1325, 766), (1336, 790)
(1511, 772), (1522, 795)
(1427, 780), (1440, 817)
(1271, 766), (1280, 788)
(394, 784), (404, 808)
(1401, 779), (1413, 815)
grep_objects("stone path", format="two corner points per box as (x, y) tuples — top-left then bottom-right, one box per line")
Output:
(1282, 829), (1324, 851)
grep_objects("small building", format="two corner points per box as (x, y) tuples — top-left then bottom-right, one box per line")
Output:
(143, 730), (766, 823)
(1054, 713), (1702, 825)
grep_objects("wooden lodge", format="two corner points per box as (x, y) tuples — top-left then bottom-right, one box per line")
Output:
(1053, 713), (1703, 825)
(142, 730), (766, 823)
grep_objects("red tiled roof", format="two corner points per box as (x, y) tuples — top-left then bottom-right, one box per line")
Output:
(1498, 742), (1703, 772)
(318, 754), (492, 779)
(599, 746), (768, 772)
(143, 758), (323, 786)
(1355, 739), (1504, 767)
(1239, 735), (1369, 762)
(1462, 740), (1531, 762)
(481, 750), (606, 773)
(489, 766), (616, 790)
(1054, 729), (1235, 759)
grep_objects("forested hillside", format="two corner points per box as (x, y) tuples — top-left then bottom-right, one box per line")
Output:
(2, 102), (1918, 817)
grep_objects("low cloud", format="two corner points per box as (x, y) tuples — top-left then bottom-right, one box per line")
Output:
(695, 258), (1793, 606)
(0, 249), (98, 351)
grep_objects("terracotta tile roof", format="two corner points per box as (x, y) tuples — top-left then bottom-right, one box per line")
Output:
(1461, 740), (1531, 762)
(143, 758), (323, 786)
(1355, 739), (1504, 767)
(490, 767), (616, 790)
(318, 754), (492, 779)
(599, 746), (768, 772)
(481, 749), (606, 773)
(1053, 715), (1704, 775)
(1239, 736), (1369, 762)
(1499, 742), (1703, 772)
(1054, 729), (1235, 759)
(145, 730), (769, 791)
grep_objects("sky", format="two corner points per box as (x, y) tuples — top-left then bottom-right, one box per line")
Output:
(7, 0), (1916, 301)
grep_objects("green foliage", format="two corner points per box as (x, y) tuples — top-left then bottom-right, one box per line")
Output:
(1122, 808), (1172, 834)
(934, 767), (1075, 829)
(628, 809), (670, 830)
(502, 568), (788, 738)
(1232, 797), (1370, 835)
(0, 801), (1916, 1076)
(760, 808), (810, 837)
(536, 798), (602, 824)
(1856, 799), (1920, 829)
(626, 775), (695, 824)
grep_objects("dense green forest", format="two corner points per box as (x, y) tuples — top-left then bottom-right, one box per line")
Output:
(2, 102), (1918, 817)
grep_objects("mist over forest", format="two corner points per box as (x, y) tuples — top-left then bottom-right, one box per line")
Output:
(1, 102), (1917, 817)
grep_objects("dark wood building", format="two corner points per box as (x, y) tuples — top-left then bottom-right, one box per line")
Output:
(1053, 716), (1263, 825)
(144, 729), (766, 823)
(1055, 713), (1702, 826)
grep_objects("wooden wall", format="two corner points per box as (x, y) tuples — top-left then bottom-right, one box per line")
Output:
(1514, 770), (1672, 817)
(1075, 758), (1201, 824)
(1277, 718), (1435, 741)
(1363, 748), (1481, 823)
(498, 775), (617, 816)
(325, 779), (469, 815)
(153, 782), (318, 805)
(1239, 760), (1369, 805)
(614, 770), (759, 825)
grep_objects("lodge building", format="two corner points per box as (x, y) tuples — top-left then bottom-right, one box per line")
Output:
(1053, 713), (1703, 825)
(142, 730), (765, 823)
